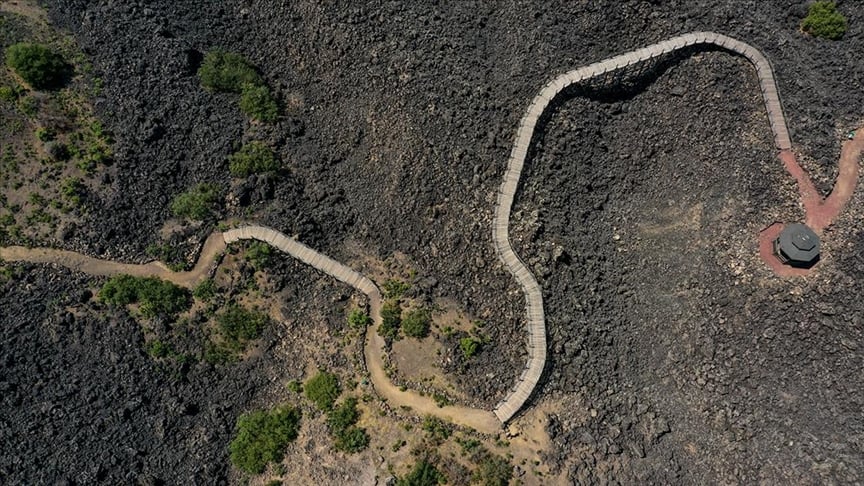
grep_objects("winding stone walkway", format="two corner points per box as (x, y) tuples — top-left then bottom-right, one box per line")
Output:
(1, 31), (858, 430)
(492, 31), (810, 422)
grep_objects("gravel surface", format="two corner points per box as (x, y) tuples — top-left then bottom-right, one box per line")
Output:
(2, 0), (862, 483)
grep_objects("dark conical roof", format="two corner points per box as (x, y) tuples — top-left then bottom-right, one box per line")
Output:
(776, 223), (820, 266)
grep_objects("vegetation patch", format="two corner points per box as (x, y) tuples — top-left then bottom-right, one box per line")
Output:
(378, 299), (402, 340)
(4, 43), (69, 90)
(305, 370), (340, 411)
(398, 460), (445, 486)
(198, 50), (262, 93)
(240, 83), (278, 122)
(99, 274), (191, 318)
(347, 308), (372, 330)
(801, 1), (847, 40)
(229, 141), (279, 177)
(460, 336), (481, 359)
(170, 183), (222, 220)
(243, 240), (274, 269)
(229, 405), (301, 474)
(328, 397), (369, 453)
(217, 304), (268, 346)
(401, 308), (431, 339)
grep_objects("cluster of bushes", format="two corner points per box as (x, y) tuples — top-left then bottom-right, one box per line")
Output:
(229, 141), (280, 177)
(801, 1), (847, 40)
(205, 304), (269, 363)
(198, 50), (278, 122)
(170, 183), (222, 221)
(4, 43), (69, 90)
(229, 405), (302, 474)
(99, 274), (191, 318)
(304, 371), (369, 453)
(397, 460), (445, 486)
(377, 301), (431, 341)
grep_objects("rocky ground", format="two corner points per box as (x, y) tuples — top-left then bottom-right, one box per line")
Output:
(1, 0), (862, 483)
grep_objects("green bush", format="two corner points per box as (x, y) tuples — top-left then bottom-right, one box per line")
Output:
(240, 83), (278, 122)
(229, 141), (279, 177)
(334, 426), (370, 453)
(401, 308), (431, 339)
(460, 337), (480, 359)
(170, 183), (221, 220)
(229, 405), (301, 474)
(193, 278), (217, 301)
(99, 274), (191, 318)
(145, 340), (172, 358)
(4, 43), (69, 90)
(383, 278), (410, 299)
(0, 85), (17, 102)
(472, 452), (512, 486)
(397, 460), (444, 486)
(327, 397), (360, 434)
(198, 50), (262, 93)
(421, 415), (452, 442)
(59, 177), (85, 207)
(244, 240), (274, 268)
(217, 304), (269, 347)
(347, 309), (372, 329)
(801, 1), (847, 40)
(305, 371), (340, 411)
(378, 299), (402, 340)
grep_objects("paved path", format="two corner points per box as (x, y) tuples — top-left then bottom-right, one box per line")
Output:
(492, 31), (795, 422)
(2, 31), (852, 428)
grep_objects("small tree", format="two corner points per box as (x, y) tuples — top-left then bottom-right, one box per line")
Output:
(4, 43), (69, 90)
(397, 460), (444, 486)
(170, 183), (221, 220)
(347, 309), (372, 329)
(402, 308), (431, 338)
(229, 406), (301, 474)
(229, 141), (279, 177)
(460, 337), (480, 359)
(305, 371), (340, 411)
(801, 1), (847, 40)
(378, 300), (402, 340)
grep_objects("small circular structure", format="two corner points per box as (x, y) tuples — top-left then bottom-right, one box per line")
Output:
(773, 223), (820, 268)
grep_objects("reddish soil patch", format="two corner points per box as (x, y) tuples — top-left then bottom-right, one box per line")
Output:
(759, 130), (863, 276)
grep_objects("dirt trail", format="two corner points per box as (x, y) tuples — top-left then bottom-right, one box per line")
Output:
(0, 232), (226, 288)
(759, 130), (863, 275)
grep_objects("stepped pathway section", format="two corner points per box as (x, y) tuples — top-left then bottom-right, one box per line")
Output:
(492, 31), (794, 423)
(222, 225), (502, 433)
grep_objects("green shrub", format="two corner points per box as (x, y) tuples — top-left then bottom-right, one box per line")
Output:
(60, 177), (85, 207)
(401, 308), (431, 339)
(193, 278), (217, 301)
(347, 309), (372, 329)
(383, 278), (410, 299)
(801, 1), (847, 40)
(198, 50), (262, 93)
(334, 426), (370, 453)
(99, 274), (191, 318)
(305, 371), (340, 411)
(378, 299), (402, 340)
(4, 43), (69, 90)
(460, 337), (480, 359)
(217, 304), (268, 347)
(0, 85), (17, 102)
(229, 141), (279, 177)
(170, 183), (221, 220)
(146, 340), (172, 358)
(286, 380), (303, 393)
(229, 405), (301, 474)
(327, 397), (360, 435)
(240, 83), (278, 122)
(421, 415), (451, 442)
(397, 460), (444, 486)
(472, 452), (512, 486)
(244, 240), (274, 268)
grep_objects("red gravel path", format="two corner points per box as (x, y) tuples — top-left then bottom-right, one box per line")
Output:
(759, 129), (864, 276)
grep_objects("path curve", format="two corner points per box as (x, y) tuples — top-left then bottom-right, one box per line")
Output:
(492, 31), (797, 422)
(222, 225), (500, 433)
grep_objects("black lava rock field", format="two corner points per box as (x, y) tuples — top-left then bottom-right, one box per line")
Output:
(2, 0), (863, 484)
